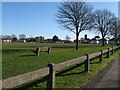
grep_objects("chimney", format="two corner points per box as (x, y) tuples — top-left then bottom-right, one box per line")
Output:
(85, 34), (87, 40)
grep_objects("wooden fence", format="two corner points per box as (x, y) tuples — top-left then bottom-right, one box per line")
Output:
(1, 46), (120, 89)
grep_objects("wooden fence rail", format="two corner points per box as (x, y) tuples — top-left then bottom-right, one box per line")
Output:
(1, 46), (120, 89)
(2, 67), (49, 88)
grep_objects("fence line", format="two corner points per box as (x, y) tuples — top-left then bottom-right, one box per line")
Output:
(55, 55), (86, 71)
(1, 46), (120, 89)
(2, 67), (49, 88)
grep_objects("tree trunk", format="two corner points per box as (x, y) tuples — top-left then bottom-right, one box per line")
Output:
(116, 39), (119, 46)
(76, 33), (79, 50)
(102, 37), (105, 46)
(101, 28), (105, 46)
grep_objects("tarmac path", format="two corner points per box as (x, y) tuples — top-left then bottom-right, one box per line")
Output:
(94, 54), (120, 88)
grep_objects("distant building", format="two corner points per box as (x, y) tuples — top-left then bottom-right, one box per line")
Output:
(74, 40), (81, 43)
(94, 36), (100, 40)
(99, 39), (108, 44)
(90, 36), (100, 44)
(62, 40), (72, 43)
(35, 36), (44, 43)
(108, 38), (117, 44)
(0, 35), (12, 43)
(85, 34), (87, 40)
(90, 38), (98, 44)
(43, 39), (53, 43)
(19, 39), (26, 43)
(80, 34), (90, 44)
(55, 39), (62, 43)
(2, 39), (12, 43)
(26, 38), (35, 42)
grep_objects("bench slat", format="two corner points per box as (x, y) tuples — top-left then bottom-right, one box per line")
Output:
(34, 47), (51, 56)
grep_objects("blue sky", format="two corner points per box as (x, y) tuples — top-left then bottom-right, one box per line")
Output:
(2, 2), (118, 40)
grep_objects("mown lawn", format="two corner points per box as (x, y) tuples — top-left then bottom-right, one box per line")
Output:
(15, 44), (120, 89)
(2, 43), (115, 80)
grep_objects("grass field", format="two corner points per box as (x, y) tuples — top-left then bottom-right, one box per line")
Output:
(2, 43), (116, 80)
(25, 49), (119, 89)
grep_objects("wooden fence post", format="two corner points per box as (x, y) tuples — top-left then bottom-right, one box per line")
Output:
(47, 63), (55, 89)
(116, 46), (118, 51)
(100, 50), (103, 62)
(117, 46), (119, 51)
(115, 46), (117, 52)
(118, 46), (120, 50)
(36, 48), (40, 56)
(107, 48), (110, 58)
(112, 47), (114, 54)
(114, 46), (116, 52)
(85, 54), (89, 72)
(48, 47), (51, 54)
(114, 47), (116, 52)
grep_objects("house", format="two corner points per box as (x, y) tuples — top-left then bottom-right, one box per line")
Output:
(43, 39), (53, 43)
(108, 38), (117, 44)
(90, 36), (100, 44)
(80, 34), (90, 44)
(55, 39), (63, 43)
(35, 36), (44, 43)
(26, 38), (35, 42)
(19, 39), (26, 43)
(90, 38), (99, 44)
(80, 38), (90, 44)
(74, 40), (81, 43)
(62, 40), (72, 43)
(0, 35), (12, 43)
(94, 36), (100, 40)
(98, 39), (108, 44)
(2, 39), (12, 43)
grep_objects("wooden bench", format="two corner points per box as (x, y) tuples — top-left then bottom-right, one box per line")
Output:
(33, 47), (51, 56)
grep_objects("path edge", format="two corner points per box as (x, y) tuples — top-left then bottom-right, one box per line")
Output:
(81, 53), (119, 88)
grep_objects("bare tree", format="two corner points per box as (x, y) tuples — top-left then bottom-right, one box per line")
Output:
(11, 34), (17, 38)
(56, 2), (94, 50)
(11, 34), (17, 42)
(4, 35), (12, 42)
(19, 34), (26, 42)
(110, 17), (120, 45)
(0, 35), (4, 39)
(94, 9), (115, 46)
(65, 35), (71, 41)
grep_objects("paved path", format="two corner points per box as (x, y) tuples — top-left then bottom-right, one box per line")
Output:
(94, 54), (120, 88)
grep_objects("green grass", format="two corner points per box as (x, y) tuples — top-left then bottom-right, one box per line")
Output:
(2, 43), (116, 80)
(55, 50), (120, 88)
(20, 48), (119, 89)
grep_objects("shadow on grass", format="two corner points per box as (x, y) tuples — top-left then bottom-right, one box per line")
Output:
(20, 54), (35, 57)
(52, 46), (75, 49)
(16, 76), (47, 89)
(57, 71), (85, 76)
(52, 44), (100, 49)
(15, 52), (109, 89)
(16, 62), (85, 89)
(89, 55), (100, 64)
(2, 49), (34, 54)
(56, 62), (85, 76)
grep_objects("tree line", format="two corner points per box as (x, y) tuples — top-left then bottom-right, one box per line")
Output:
(56, 1), (120, 50)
